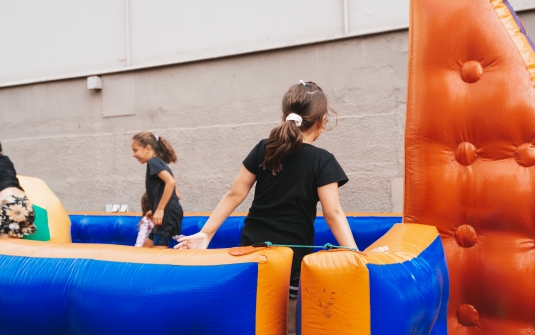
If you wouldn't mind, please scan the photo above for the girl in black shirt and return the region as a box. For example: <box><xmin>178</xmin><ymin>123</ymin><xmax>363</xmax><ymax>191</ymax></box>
<box><xmin>131</xmin><ymin>132</ymin><xmax>183</xmax><ymax>248</ymax></box>
<box><xmin>0</xmin><ymin>142</ymin><xmax>37</xmax><ymax>238</ymax></box>
<box><xmin>176</xmin><ymin>81</ymin><xmax>357</xmax><ymax>335</ymax></box>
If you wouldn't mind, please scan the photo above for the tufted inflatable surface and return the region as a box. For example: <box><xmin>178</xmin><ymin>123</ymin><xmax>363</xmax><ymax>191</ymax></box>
<box><xmin>405</xmin><ymin>0</ymin><xmax>535</xmax><ymax>333</ymax></box>
<box><xmin>0</xmin><ymin>240</ymin><xmax>292</xmax><ymax>335</ymax></box>
<box><xmin>297</xmin><ymin>224</ymin><xmax>449</xmax><ymax>335</ymax></box>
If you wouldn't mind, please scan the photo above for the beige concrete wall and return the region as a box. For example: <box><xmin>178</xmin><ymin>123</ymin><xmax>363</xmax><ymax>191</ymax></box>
<box><xmin>1</xmin><ymin>9</ymin><xmax>534</xmax><ymax>213</ymax></box>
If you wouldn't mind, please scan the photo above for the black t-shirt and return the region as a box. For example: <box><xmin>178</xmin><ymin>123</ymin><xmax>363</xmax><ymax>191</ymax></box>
<box><xmin>145</xmin><ymin>157</ymin><xmax>181</xmax><ymax>214</ymax></box>
<box><xmin>241</xmin><ymin>139</ymin><xmax>348</xmax><ymax>250</ymax></box>
<box><xmin>0</xmin><ymin>156</ymin><xmax>23</xmax><ymax>192</ymax></box>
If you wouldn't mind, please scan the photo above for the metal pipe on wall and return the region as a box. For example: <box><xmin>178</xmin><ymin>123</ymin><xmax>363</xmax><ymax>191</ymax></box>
<box><xmin>125</xmin><ymin>0</ymin><xmax>131</xmax><ymax>67</ymax></box>
<box><xmin>343</xmin><ymin>0</ymin><xmax>349</xmax><ymax>35</ymax></box>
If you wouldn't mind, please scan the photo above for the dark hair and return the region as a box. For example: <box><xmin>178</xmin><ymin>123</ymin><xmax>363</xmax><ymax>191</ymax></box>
<box><xmin>141</xmin><ymin>192</ymin><xmax>150</xmax><ymax>216</ymax></box>
<box><xmin>0</xmin><ymin>142</ymin><xmax>2</xmax><ymax>157</ymax></box>
<box><xmin>132</xmin><ymin>131</ymin><xmax>177</xmax><ymax>164</ymax></box>
<box><xmin>261</xmin><ymin>81</ymin><xmax>336</xmax><ymax>175</ymax></box>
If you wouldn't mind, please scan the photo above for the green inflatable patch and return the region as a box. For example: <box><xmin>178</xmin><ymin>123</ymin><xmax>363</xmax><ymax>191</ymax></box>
<box><xmin>24</xmin><ymin>204</ymin><xmax>50</xmax><ymax>241</ymax></box>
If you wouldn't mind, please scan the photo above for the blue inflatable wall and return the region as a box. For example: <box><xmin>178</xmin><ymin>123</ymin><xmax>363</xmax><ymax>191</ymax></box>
<box><xmin>70</xmin><ymin>214</ymin><xmax>402</xmax><ymax>250</ymax></box>
<box><xmin>0</xmin><ymin>240</ymin><xmax>292</xmax><ymax>335</ymax></box>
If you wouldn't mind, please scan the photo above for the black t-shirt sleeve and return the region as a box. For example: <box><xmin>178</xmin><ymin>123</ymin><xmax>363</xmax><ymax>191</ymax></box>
<box><xmin>0</xmin><ymin>156</ymin><xmax>23</xmax><ymax>192</ymax></box>
<box><xmin>243</xmin><ymin>139</ymin><xmax>265</xmax><ymax>174</ymax></box>
<box><xmin>147</xmin><ymin>157</ymin><xmax>168</xmax><ymax>176</ymax></box>
<box><xmin>316</xmin><ymin>154</ymin><xmax>349</xmax><ymax>188</ymax></box>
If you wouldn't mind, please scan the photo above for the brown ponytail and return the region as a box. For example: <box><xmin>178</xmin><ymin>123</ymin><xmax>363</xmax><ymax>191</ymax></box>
<box><xmin>261</xmin><ymin>81</ymin><xmax>336</xmax><ymax>175</ymax></box>
<box><xmin>262</xmin><ymin>120</ymin><xmax>302</xmax><ymax>174</ymax></box>
<box><xmin>0</xmin><ymin>142</ymin><xmax>3</xmax><ymax>157</ymax></box>
<box><xmin>132</xmin><ymin>131</ymin><xmax>177</xmax><ymax>164</ymax></box>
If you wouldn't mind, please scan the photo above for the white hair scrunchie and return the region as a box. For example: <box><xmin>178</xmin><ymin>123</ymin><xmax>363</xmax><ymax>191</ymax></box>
<box><xmin>286</xmin><ymin>113</ymin><xmax>302</xmax><ymax>127</ymax></box>
<box><xmin>154</xmin><ymin>134</ymin><xmax>160</xmax><ymax>142</ymax></box>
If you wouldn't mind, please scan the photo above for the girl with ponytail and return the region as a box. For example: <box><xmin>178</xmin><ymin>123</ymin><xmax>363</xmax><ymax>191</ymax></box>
<box><xmin>131</xmin><ymin>131</ymin><xmax>183</xmax><ymax>248</ymax></box>
<box><xmin>176</xmin><ymin>81</ymin><xmax>356</xmax><ymax>335</ymax></box>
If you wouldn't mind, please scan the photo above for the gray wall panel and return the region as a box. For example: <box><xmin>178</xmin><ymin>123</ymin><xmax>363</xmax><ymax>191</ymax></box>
<box><xmin>1</xmin><ymin>9</ymin><xmax>533</xmax><ymax>213</ymax></box>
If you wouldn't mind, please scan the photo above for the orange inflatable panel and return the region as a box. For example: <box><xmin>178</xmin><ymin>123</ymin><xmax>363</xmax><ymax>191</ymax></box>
<box><xmin>298</xmin><ymin>224</ymin><xmax>449</xmax><ymax>335</ymax></box>
<box><xmin>405</xmin><ymin>0</ymin><xmax>535</xmax><ymax>333</ymax></box>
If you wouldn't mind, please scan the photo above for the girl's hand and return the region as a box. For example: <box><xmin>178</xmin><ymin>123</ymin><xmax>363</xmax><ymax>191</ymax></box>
<box><xmin>145</xmin><ymin>210</ymin><xmax>153</xmax><ymax>220</ymax></box>
<box><xmin>152</xmin><ymin>209</ymin><xmax>164</xmax><ymax>226</ymax></box>
<box><xmin>174</xmin><ymin>232</ymin><xmax>211</xmax><ymax>249</ymax></box>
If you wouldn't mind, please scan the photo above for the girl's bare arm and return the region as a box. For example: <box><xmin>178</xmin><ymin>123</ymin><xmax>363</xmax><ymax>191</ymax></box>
<box><xmin>318</xmin><ymin>182</ymin><xmax>358</xmax><ymax>249</ymax></box>
<box><xmin>153</xmin><ymin>170</ymin><xmax>176</xmax><ymax>225</ymax></box>
<box><xmin>176</xmin><ymin>165</ymin><xmax>256</xmax><ymax>249</ymax></box>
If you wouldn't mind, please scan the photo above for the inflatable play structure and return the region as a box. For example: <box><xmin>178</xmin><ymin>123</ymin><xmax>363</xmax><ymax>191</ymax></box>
<box><xmin>298</xmin><ymin>224</ymin><xmax>449</xmax><ymax>335</ymax></box>
<box><xmin>405</xmin><ymin>0</ymin><xmax>535</xmax><ymax>334</ymax></box>
<box><xmin>69</xmin><ymin>213</ymin><xmax>402</xmax><ymax>249</ymax></box>
<box><xmin>1</xmin><ymin>0</ymin><xmax>533</xmax><ymax>333</ymax></box>
<box><xmin>17</xmin><ymin>175</ymin><xmax>71</xmax><ymax>243</ymax></box>
<box><xmin>0</xmin><ymin>240</ymin><xmax>292</xmax><ymax>335</ymax></box>
<box><xmin>0</xmin><ymin>179</ymin><xmax>449</xmax><ymax>334</ymax></box>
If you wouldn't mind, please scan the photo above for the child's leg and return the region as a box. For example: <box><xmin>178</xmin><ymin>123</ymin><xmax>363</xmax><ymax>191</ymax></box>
<box><xmin>142</xmin><ymin>238</ymin><xmax>154</xmax><ymax>248</ymax></box>
<box><xmin>151</xmin><ymin>206</ymin><xmax>181</xmax><ymax>249</ymax></box>
<box><xmin>287</xmin><ymin>249</ymin><xmax>306</xmax><ymax>335</ymax></box>
<box><xmin>142</xmin><ymin>237</ymin><xmax>166</xmax><ymax>248</ymax></box>
<box><xmin>142</xmin><ymin>229</ymin><xmax>155</xmax><ymax>248</ymax></box>
<box><xmin>151</xmin><ymin>230</ymin><xmax>172</xmax><ymax>249</ymax></box>
<box><xmin>288</xmin><ymin>272</ymin><xmax>299</xmax><ymax>335</ymax></box>
<box><xmin>288</xmin><ymin>298</ymin><xmax>297</xmax><ymax>335</ymax></box>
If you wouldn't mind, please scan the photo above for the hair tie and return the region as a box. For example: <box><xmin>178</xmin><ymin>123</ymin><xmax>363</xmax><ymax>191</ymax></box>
<box><xmin>154</xmin><ymin>134</ymin><xmax>160</xmax><ymax>142</ymax></box>
<box><xmin>299</xmin><ymin>80</ymin><xmax>306</xmax><ymax>87</ymax></box>
<box><xmin>286</xmin><ymin>113</ymin><xmax>302</xmax><ymax>127</ymax></box>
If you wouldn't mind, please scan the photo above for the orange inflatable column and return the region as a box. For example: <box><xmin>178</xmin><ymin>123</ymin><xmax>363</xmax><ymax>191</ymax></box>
<box><xmin>405</xmin><ymin>0</ymin><xmax>535</xmax><ymax>333</ymax></box>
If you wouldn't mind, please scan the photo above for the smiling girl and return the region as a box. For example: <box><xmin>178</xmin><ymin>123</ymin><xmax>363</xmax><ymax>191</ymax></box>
<box><xmin>131</xmin><ymin>132</ymin><xmax>183</xmax><ymax>248</ymax></box>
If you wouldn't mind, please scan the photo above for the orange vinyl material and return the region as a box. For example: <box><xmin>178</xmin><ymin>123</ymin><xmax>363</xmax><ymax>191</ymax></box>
<box><xmin>18</xmin><ymin>175</ymin><xmax>71</xmax><ymax>243</ymax></box>
<box><xmin>405</xmin><ymin>0</ymin><xmax>535</xmax><ymax>333</ymax></box>
<box><xmin>299</xmin><ymin>224</ymin><xmax>442</xmax><ymax>334</ymax></box>
<box><xmin>301</xmin><ymin>250</ymin><xmax>371</xmax><ymax>335</ymax></box>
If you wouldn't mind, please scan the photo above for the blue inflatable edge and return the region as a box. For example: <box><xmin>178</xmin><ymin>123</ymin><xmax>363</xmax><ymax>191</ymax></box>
<box><xmin>69</xmin><ymin>214</ymin><xmax>402</xmax><ymax>250</ymax></box>
<box><xmin>368</xmin><ymin>236</ymin><xmax>449</xmax><ymax>335</ymax></box>
<box><xmin>0</xmin><ymin>255</ymin><xmax>258</xmax><ymax>335</ymax></box>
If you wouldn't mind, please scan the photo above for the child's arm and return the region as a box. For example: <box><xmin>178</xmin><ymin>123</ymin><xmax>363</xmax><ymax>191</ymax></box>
<box><xmin>175</xmin><ymin>188</ymin><xmax>182</xmax><ymax>200</ymax></box>
<box><xmin>153</xmin><ymin>170</ymin><xmax>176</xmax><ymax>225</ymax></box>
<box><xmin>134</xmin><ymin>217</ymin><xmax>150</xmax><ymax>247</ymax></box>
<box><xmin>175</xmin><ymin>165</ymin><xmax>256</xmax><ymax>249</ymax></box>
<box><xmin>318</xmin><ymin>182</ymin><xmax>358</xmax><ymax>249</ymax></box>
